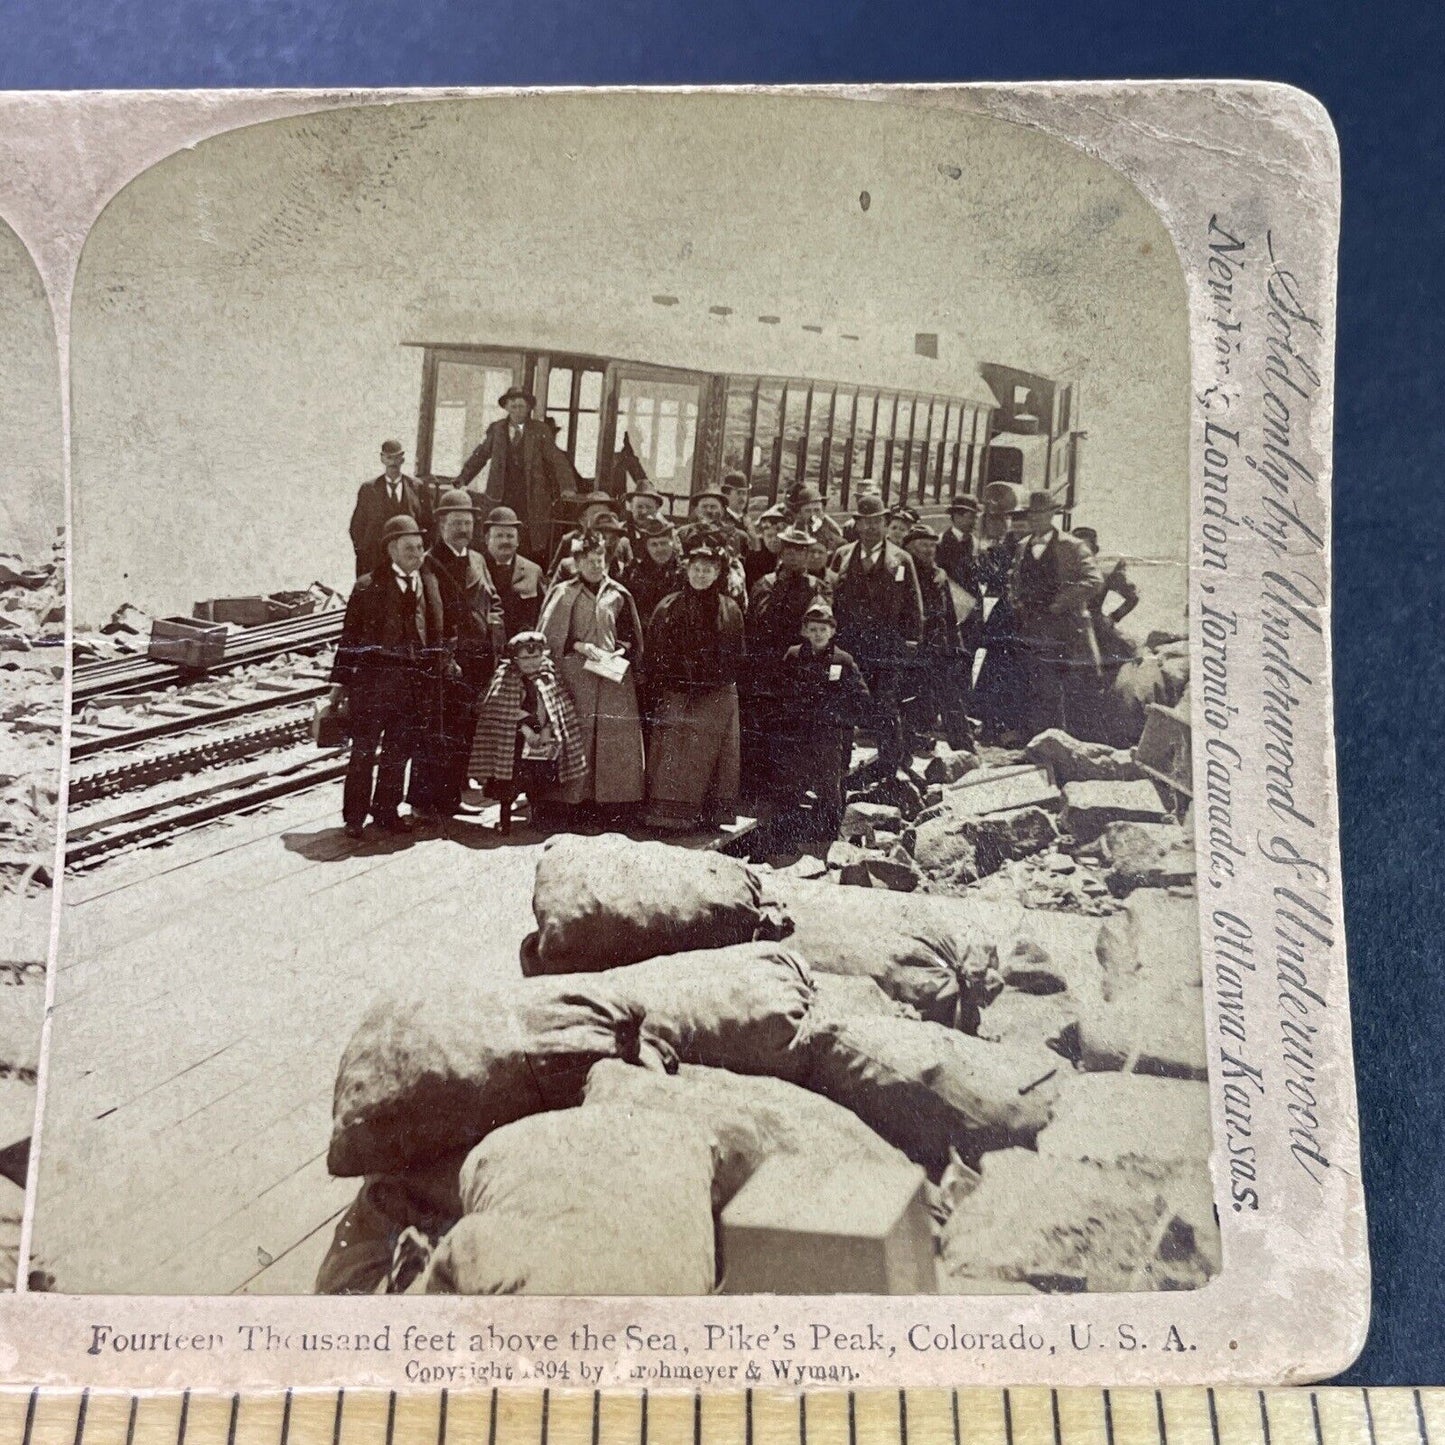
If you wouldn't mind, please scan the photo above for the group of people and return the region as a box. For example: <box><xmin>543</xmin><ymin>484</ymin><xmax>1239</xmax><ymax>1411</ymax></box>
<box><xmin>337</xmin><ymin>417</ymin><xmax>1139</xmax><ymax>843</ymax></box>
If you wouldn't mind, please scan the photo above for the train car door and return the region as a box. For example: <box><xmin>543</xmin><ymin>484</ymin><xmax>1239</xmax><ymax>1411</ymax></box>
<box><xmin>416</xmin><ymin>346</ymin><xmax>528</xmax><ymax>481</ymax></box>
<box><xmin>602</xmin><ymin>363</ymin><xmax>706</xmax><ymax>515</ymax></box>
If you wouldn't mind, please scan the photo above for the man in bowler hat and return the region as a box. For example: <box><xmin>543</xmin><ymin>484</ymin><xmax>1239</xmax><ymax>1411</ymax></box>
<box><xmin>330</xmin><ymin>514</ymin><xmax>446</xmax><ymax>839</ymax></box>
<box><xmin>348</xmin><ymin>439</ymin><xmax>432</xmax><ymax>578</ymax></box>
<box><xmin>1006</xmin><ymin>490</ymin><xmax>1103</xmax><ymax>738</ymax></box>
<box><xmin>826</xmin><ymin>492</ymin><xmax>924</xmax><ymax>777</ymax></box>
<box><xmin>410</xmin><ymin>490</ymin><xmax>506</xmax><ymax>820</ymax></box>
<box><xmin>454</xmin><ymin>386</ymin><xmax>579</xmax><ymax>562</ymax></box>
<box><xmin>481</xmin><ymin>506</ymin><xmax>547</xmax><ymax>640</ymax></box>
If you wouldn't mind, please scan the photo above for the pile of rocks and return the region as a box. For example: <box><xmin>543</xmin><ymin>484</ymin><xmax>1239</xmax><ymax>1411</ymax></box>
<box><xmin>750</xmin><ymin>711</ymin><xmax>1212</xmax><ymax>1295</ymax></box>
<box><xmin>0</xmin><ymin>532</ymin><xmax>65</xmax><ymax>1290</ymax></box>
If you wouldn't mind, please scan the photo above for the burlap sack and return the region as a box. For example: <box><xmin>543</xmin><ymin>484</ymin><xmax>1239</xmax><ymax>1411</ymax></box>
<box><xmin>525</xmin><ymin>833</ymin><xmax>788</xmax><ymax>973</ymax></box>
<box><xmin>583</xmin><ymin>1060</ymin><xmax>907</xmax><ymax>1207</ymax></box>
<box><xmin>423</xmin><ymin>1106</ymin><xmax>716</xmax><ymax>1295</ymax></box>
<box><xmin>806</xmin><ymin>1014</ymin><xmax>1061</xmax><ymax>1168</ymax></box>
<box><xmin>329</xmin><ymin>944</ymin><xmax>816</xmax><ymax>1177</ymax></box>
<box><xmin>770</xmin><ymin>878</ymin><xmax>1001</xmax><ymax>1030</ymax></box>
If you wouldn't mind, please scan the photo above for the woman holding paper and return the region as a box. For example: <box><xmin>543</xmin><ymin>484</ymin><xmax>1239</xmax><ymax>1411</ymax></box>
<box><xmin>538</xmin><ymin>531</ymin><xmax>646</xmax><ymax>814</ymax></box>
<box><xmin>643</xmin><ymin>534</ymin><xmax>746</xmax><ymax>831</ymax></box>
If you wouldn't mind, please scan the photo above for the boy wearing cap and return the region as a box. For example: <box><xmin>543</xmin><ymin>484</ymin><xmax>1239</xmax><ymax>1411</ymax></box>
<box><xmin>469</xmin><ymin>631</ymin><xmax>588</xmax><ymax>834</ymax></box>
<box><xmin>454</xmin><ymin>386</ymin><xmax>579</xmax><ymax>562</ymax></box>
<box><xmin>348</xmin><ymin>438</ymin><xmax>433</xmax><ymax>578</ymax></box>
<box><xmin>330</xmin><ymin>514</ymin><xmax>446</xmax><ymax>839</ymax></box>
<box><xmin>771</xmin><ymin>598</ymin><xmax>871</xmax><ymax>840</ymax></box>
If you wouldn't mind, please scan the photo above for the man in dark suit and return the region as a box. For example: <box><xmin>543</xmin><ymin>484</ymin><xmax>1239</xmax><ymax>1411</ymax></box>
<box><xmin>480</xmin><ymin>505</ymin><xmax>548</xmax><ymax>640</ymax></box>
<box><xmin>454</xmin><ymin>386</ymin><xmax>579</xmax><ymax>562</ymax></box>
<box><xmin>934</xmin><ymin>493</ymin><xmax>987</xmax><ymax>667</ymax></box>
<box><xmin>1007</xmin><ymin>491</ymin><xmax>1104</xmax><ymax>739</ymax></box>
<box><xmin>330</xmin><ymin>514</ymin><xmax>446</xmax><ymax>839</ymax></box>
<box><xmin>825</xmin><ymin>493</ymin><xmax>925</xmax><ymax>777</ymax></box>
<box><xmin>348</xmin><ymin>439</ymin><xmax>433</xmax><ymax>578</ymax></box>
<box><xmin>409</xmin><ymin>489</ymin><xmax>506</xmax><ymax>821</ymax></box>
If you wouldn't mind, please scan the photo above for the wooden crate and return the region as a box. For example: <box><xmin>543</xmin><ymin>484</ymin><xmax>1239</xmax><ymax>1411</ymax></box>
<box><xmin>147</xmin><ymin>616</ymin><xmax>227</xmax><ymax>670</ymax></box>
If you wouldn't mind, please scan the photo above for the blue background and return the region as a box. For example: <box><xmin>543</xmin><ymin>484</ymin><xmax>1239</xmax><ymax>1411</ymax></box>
<box><xmin>1</xmin><ymin>0</ymin><xmax>1441</xmax><ymax>1385</ymax></box>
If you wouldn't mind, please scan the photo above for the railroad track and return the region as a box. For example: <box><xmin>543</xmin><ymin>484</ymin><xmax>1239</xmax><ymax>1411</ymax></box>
<box><xmin>64</xmin><ymin>748</ymin><xmax>349</xmax><ymax>870</ymax></box>
<box><xmin>72</xmin><ymin>609</ymin><xmax>344</xmax><ymax>706</ymax></box>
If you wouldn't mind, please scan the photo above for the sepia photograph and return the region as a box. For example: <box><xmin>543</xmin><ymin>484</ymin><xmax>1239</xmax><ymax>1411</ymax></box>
<box><xmin>29</xmin><ymin>90</ymin><xmax>1214</xmax><ymax>1302</ymax></box>
<box><xmin>0</xmin><ymin>212</ymin><xmax>63</xmax><ymax>1293</ymax></box>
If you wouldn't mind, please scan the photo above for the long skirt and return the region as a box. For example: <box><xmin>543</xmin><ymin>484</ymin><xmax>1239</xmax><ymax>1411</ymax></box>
<box><xmin>644</xmin><ymin>684</ymin><xmax>741</xmax><ymax>829</ymax></box>
<box><xmin>555</xmin><ymin>653</ymin><xmax>645</xmax><ymax>805</ymax></box>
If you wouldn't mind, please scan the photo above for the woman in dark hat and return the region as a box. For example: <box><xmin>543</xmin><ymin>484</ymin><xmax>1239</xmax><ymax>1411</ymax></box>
<box><xmin>643</xmin><ymin>535</ymin><xmax>746</xmax><ymax>831</ymax></box>
<box><xmin>538</xmin><ymin>529</ymin><xmax>646</xmax><ymax>817</ymax></box>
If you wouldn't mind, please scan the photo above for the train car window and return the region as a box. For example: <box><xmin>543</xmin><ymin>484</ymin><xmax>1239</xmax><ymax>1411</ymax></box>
<box><xmin>615</xmin><ymin>373</ymin><xmax>701</xmax><ymax>503</ymax></box>
<box><xmin>429</xmin><ymin>354</ymin><xmax>523</xmax><ymax>478</ymax></box>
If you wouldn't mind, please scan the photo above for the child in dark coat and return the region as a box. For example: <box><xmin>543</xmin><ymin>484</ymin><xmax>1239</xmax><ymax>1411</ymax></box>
<box><xmin>771</xmin><ymin>598</ymin><xmax>872</xmax><ymax>841</ymax></box>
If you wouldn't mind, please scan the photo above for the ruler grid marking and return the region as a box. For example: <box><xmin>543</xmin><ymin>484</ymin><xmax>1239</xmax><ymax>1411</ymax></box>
<box><xmin>178</xmin><ymin>1388</ymin><xmax>191</xmax><ymax>1445</ymax></box>
<box><xmin>541</xmin><ymin>1388</ymin><xmax>550</xmax><ymax>1445</ymax></box>
<box><xmin>1004</xmin><ymin>1389</ymin><xmax>1016</xmax><ymax>1445</ymax></box>
<box><xmin>279</xmin><ymin>1390</ymin><xmax>293</xmax><ymax>1445</ymax></box>
<box><xmin>899</xmin><ymin>1390</ymin><xmax>908</xmax><ymax>1445</ymax></box>
<box><xmin>385</xmin><ymin>1391</ymin><xmax>396</xmax><ymax>1445</ymax></box>
<box><xmin>1366</xmin><ymin>1391</ymin><xmax>1380</xmax><ymax>1445</ymax></box>
<box><xmin>1208</xmin><ymin>1389</ymin><xmax>1222</xmax><ymax>1445</ymax></box>
<box><xmin>799</xmin><ymin>1395</ymin><xmax>807</xmax><ymax>1445</ymax></box>
<box><xmin>592</xmin><ymin>1390</ymin><xmax>601</xmax><ymax>1445</ymax></box>
<box><xmin>226</xmin><ymin>1395</ymin><xmax>239</xmax><ymax>1445</ymax></box>
<box><xmin>438</xmin><ymin>1390</ymin><xmax>448</xmax><ymax>1445</ymax></box>
<box><xmin>1258</xmin><ymin>1391</ymin><xmax>1271</xmax><ymax>1445</ymax></box>
<box><xmin>20</xmin><ymin>1388</ymin><xmax>37</xmax><ymax>1445</ymax></box>
<box><xmin>72</xmin><ymin>1390</ymin><xmax>89</xmax><ymax>1445</ymax></box>
<box><xmin>951</xmin><ymin>1390</ymin><xmax>961</xmax><ymax>1445</ymax></box>
<box><xmin>332</xmin><ymin>1390</ymin><xmax>345</xmax><ymax>1445</ymax></box>
<box><xmin>1416</xmin><ymin>1392</ymin><xmax>1431</xmax><ymax>1445</ymax></box>
<box><xmin>1104</xmin><ymin>1389</ymin><xmax>1117</xmax><ymax>1445</ymax></box>
<box><xmin>746</xmin><ymin>1389</ymin><xmax>753</xmax><ymax>1445</ymax></box>
<box><xmin>1155</xmin><ymin>1390</ymin><xmax>1167</xmax><ymax>1445</ymax></box>
<box><xmin>1311</xmin><ymin>1392</ymin><xmax>1324</xmax><ymax>1445</ymax></box>
<box><xmin>487</xmin><ymin>1390</ymin><xmax>497</xmax><ymax>1445</ymax></box>
<box><xmin>848</xmin><ymin>1393</ymin><xmax>857</xmax><ymax>1445</ymax></box>
<box><xmin>693</xmin><ymin>1392</ymin><xmax>701</xmax><ymax>1445</ymax></box>
<box><xmin>640</xmin><ymin>1392</ymin><xmax>648</xmax><ymax>1445</ymax></box>
<box><xmin>124</xmin><ymin>1396</ymin><xmax>138</xmax><ymax>1445</ymax></box>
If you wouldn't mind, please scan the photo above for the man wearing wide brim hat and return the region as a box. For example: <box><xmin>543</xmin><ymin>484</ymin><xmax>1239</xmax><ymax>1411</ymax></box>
<box><xmin>825</xmin><ymin>489</ymin><xmax>925</xmax><ymax>777</ymax></box>
<box><xmin>348</xmin><ymin>437</ymin><xmax>433</xmax><ymax>579</ymax></box>
<box><xmin>408</xmin><ymin>489</ymin><xmax>507</xmax><ymax>821</ymax></box>
<box><xmin>330</xmin><ymin>513</ymin><xmax>446</xmax><ymax>839</ymax></box>
<box><xmin>1004</xmin><ymin>487</ymin><xmax>1104</xmax><ymax>739</ymax></box>
<box><xmin>621</xmin><ymin>478</ymin><xmax>666</xmax><ymax>550</ymax></box>
<box><xmin>454</xmin><ymin>384</ymin><xmax>579</xmax><ymax>562</ymax></box>
<box><xmin>786</xmin><ymin>480</ymin><xmax>846</xmax><ymax>556</ymax></box>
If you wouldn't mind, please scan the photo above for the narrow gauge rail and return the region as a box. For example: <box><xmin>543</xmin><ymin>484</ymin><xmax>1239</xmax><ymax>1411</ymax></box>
<box><xmin>64</xmin><ymin>749</ymin><xmax>350</xmax><ymax>870</ymax></box>
<box><xmin>71</xmin><ymin>609</ymin><xmax>344</xmax><ymax>706</ymax></box>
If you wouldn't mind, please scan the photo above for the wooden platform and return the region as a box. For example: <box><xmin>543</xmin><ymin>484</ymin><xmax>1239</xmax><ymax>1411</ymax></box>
<box><xmin>30</xmin><ymin>784</ymin><xmax>750</xmax><ymax>1296</ymax></box>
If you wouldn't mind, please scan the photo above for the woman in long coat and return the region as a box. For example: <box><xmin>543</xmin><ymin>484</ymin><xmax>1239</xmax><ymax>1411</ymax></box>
<box><xmin>644</xmin><ymin>535</ymin><xmax>746</xmax><ymax>831</ymax></box>
<box><xmin>538</xmin><ymin>530</ymin><xmax>646</xmax><ymax>811</ymax></box>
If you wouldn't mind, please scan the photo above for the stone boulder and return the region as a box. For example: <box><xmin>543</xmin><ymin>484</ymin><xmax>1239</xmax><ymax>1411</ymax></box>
<box><xmin>1097</xmin><ymin>821</ymin><xmax>1196</xmax><ymax>895</ymax></box>
<box><xmin>1062</xmin><ymin>780</ymin><xmax>1172</xmax><ymax>844</ymax></box>
<box><xmin>1025</xmin><ymin>729</ymin><xmax>1143</xmax><ymax>784</ymax></box>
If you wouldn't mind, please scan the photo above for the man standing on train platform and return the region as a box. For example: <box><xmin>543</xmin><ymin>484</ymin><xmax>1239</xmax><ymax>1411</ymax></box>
<box><xmin>481</xmin><ymin>505</ymin><xmax>547</xmax><ymax>641</ymax></box>
<box><xmin>721</xmin><ymin>472</ymin><xmax>759</xmax><ymax>552</ymax></box>
<box><xmin>935</xmin><ymin>493</ymin><xmax>988</xmax><ymax>663</ymax></box>
<box><xmin>330</xmin><ymin>514</ymin><xmax>446</xmax><ymax>840</ymax></box>
<box><xmin>454</xmin><ymin>385</ymin><xmax>579</xmax><ymax>562</ymax></box>
<box><xmin>348</xmin><ymin>439</ymin><xmax>432</xmax><ymax>578</ymax></box>
<box><xmin>621</xmin><ymin>480</ymin><xmax>666</xmax><ymax>550</ymax></box>
<box><xmin>902</xmin><ymin>522</ymin><xmax>975</xmax><ymax>752</ymax></box>
<box><xmin>409</xmin><ymin>489</ymin><xmax>506</xmax><ymax>822</ymax></box>
<box><xmin>826</xmin><ymin>493</ymin><xmax>924</xmax><ymax>778</ymax></box>
<box><xmin>745</xmin><ymin>504</ymin><xmax>789</xmax><ymax>591</ymax></box>
<box><xmin>1007</xmin><ymin>490</ymin><xmax>1103</xmax><ymax>739</ymax></box>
